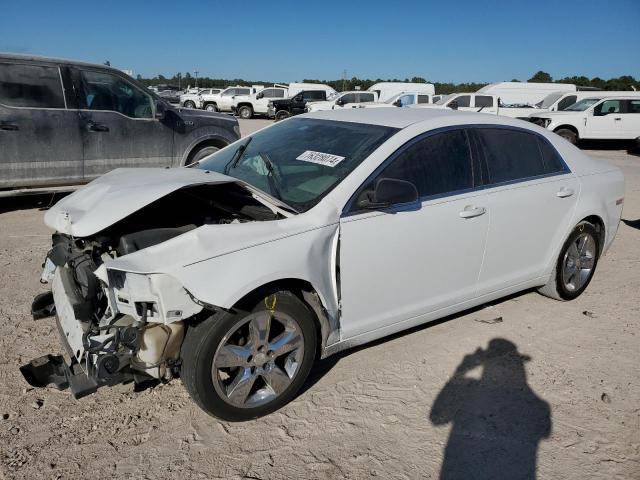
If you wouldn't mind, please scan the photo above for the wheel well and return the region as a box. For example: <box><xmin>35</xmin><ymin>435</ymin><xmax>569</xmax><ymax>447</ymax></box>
<box><xmin>579</xmin><ymin>215</ymin><xmax>605</xmax><ymax>254</ymax></box>
<box><xmin>232</xmin><ymin>279</ymin><xmax>328</xmax><ymax>360</ymax></box>
<box><xmin>185</xmin><ymin>138</ymin><xmax>229</xmax><ymax>164</ymax></box>
<box><xmin>236</xmin><ymin>103</ymin><xmax>252</xmax><ymax>110</ymax></box>
<box><xmin>203</xmin><ymin>101</ymin><xmax>217</xmax><ymax>106</ymax></box>
<box><xmin>554</xmin><ymin>125</ymin><xmax>579</xmax><ymax>136</ymax></box>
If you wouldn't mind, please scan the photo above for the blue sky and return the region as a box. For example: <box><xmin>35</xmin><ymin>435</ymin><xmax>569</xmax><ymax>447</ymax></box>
<box><xmin>1</xmin><ymin>0</ymin><xmax>638</xmax><ymax>83</ymax></box>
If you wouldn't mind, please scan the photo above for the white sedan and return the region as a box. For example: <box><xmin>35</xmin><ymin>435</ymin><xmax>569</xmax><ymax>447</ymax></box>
<box><xmin>22</xmin><ymin>109</ymin><xmax>624</xmax><ymax>421</ymax></box>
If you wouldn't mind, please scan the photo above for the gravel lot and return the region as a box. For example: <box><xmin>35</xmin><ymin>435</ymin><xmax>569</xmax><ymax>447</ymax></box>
<box><xmin>1</xmin><ymin>120</ymin><xmax>639</xmax><ymax>479</ymax></box>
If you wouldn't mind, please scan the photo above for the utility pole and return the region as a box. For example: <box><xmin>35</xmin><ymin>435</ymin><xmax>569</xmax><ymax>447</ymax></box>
<box><xmin>178</xmin><ymin>73</ymin><xmax>181</xmax><ymax>90</ymax></box>
<box><xmin>342</xmin><ymin>70</ymin><xmax>347</xmax><ymax>92</ymax></box>
<box><xmin>194</xmin><ymin>71</ymin><xmax>199</xmax><ymax>88</ymax></box>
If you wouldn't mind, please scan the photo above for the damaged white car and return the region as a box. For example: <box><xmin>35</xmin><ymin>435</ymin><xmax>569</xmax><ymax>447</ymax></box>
<box><xmin>21</xmin><ymin>109</ymin><xmax>624</xmax><ymax>421</ymax></box>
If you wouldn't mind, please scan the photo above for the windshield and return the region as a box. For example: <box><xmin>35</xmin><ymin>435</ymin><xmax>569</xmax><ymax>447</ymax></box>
<box><xmin>537</xmin><ymin>92</ymin><xmax>564</xmax><ymax>109</ymax></box>
<box><xmin>197</xmin><ymin>118</ymin><xmax>398</xmax><ymax>212</ymax></box>
<box><xmin>435</xmin><ymin>94</ymin><xmax>453</xmax><ymax>105</ymax></box>
<box><xmin>565</xmin><ymin>98</ymin><xmax>601</xmax><ymax>111</ymax></box>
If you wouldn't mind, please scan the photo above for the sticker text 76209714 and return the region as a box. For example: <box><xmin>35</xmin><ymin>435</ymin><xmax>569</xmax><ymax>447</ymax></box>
<box><xmin>296</xmin><ymin>150</ymin><xmax>345</xmax><ymax>167</ymax></box>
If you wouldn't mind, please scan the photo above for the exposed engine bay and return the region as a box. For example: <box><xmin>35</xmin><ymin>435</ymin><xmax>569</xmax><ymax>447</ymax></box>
<box><xmin>21</xmin><ymin>183</ymin><xmax>284</xmax><ymax>398</ymax></box>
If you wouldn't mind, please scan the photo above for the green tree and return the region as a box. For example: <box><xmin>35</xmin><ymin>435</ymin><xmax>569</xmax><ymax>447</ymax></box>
<box><xmin>528</xmin><ymin>71</ymin><xmax>552</xmax><ymax>83</ymax></box>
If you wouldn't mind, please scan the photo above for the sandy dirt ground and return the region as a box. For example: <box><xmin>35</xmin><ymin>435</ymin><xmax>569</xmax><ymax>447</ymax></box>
<box><xmin>1</xmin><ymin>121</ymin><xmax>639</xmax><ymax>479</ymax></box>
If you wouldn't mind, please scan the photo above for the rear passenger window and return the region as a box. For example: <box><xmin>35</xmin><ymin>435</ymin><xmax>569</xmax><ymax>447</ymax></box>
<box><xmin>0</xmin><ymin>63</ymin><xmax>65</xmax><ymax>108</ymax></box>
<box><xmin>379</xmin><ymin>129</ymin><xmax>474</xmax><ymax>197</ymax></box>
<box><xmin>538</xmin><ymin>138</ymin><xmax>567</xmax><ymax>174</ymax></box>
<box><xmin>475</xmin><ymin>96</ymin><xmax>493</xmax><ymax>108</ymax></box>
<box><xmin>358</xmin><ymin>93</ymin><xmax>375</xmax><ymax>103</ymax></box>
<box><xmin>417</xmin><ymin>95</ymin><xmax>430</xmax><ymax>104</ymax></box>
<box><xmin>475</xmin><ymin>129</ymin><xmax>547</xmax><ymax>183</ymax></box>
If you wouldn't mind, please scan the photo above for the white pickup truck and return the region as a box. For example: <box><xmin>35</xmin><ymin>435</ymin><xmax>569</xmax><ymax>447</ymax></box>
<box><xmin>352</xmin><ymin>92</ymin><xmax>441</xmax><ymax>110</ymax></box>
<box><xmin>412</xmin><ymin>93</ymin><xmax>537</xmax><ymax>119</ymax></box>
<box><xmin>200</xmin><ymin>86</ymin><xmax>264</xmax><ymax>112</ymax></box>
<box><xmin>179</xmin><ymin>88</ymin><xmax>222</xmax><ymax>109</ymax></box>
<box><xmin>528</xmin><ymin>95</ymin><xmax>640</xmax><ymax>144</ymax></box>
<box><xmin>305</xmin><ymin>91</ymin><xmax>378</xmax><ymax>112</ymax></box>
<box><xmin>231</xmin><ymin>86</ymin><xmax>289</xmax><ymax>118</ymax></box>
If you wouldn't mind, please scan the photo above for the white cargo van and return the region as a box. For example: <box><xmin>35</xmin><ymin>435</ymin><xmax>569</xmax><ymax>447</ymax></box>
<box><xmin>287</xmin><ymin>83</ymin><xmax>336</xmax><ymax>98</ymax></box>
<box><xmin>477</xmin><ymin>82</ymin><xmax>577</xmax><ymax>106</ymax></box>
<box><xmin>367</xmin><ymin>82</ymin><xmax>435</xmax><ymax>102</ymax></box>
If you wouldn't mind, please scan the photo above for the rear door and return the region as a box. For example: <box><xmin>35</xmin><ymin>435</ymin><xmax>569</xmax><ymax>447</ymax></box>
<box><xmin>0</xmin><ymin>60</ymin><xmax>83</xmax><ymax>188</ymax></box>
<box><xmin>471</xmin><ymin>127</ymin><xmax>579</xmax><ymax>295</ymax></box>
<box><xmin>619</xmin><ymin>99</ymin><xmax>640</xmax><ymax>139</ymax></box>
<box><xmin>73</xmin><ymin>67</ymin><xmax>174</xmax><ymax>179</ymax></box>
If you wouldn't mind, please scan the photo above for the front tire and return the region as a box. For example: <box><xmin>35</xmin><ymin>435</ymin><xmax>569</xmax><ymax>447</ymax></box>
<box><xmin>183</xmin><ymin>100</ymin><xmax>196</xmax><ymax>109</ymax></box>
<box><xmin>538</xmin><ymin>222</ymin><xmax>600</xmax><ymax>301</ymax></box>
<box><xmin>180</xmin><ymin>291</ymin><xmax>317</xmax><ymax>421</ymax></box>
<box><xmin>237</xmin><ymin>105</ymin><xmax>253</xmax><ymax>119</ymax></box>
<box><xmin>555</xmin><ymin>128</ymin><xmax>578</xmax><ymax>145</ymax></box>
<box><xmin>275</xmin><ymin>110</ymin><xmax>290</xmax><ymax>121</ymax></box>
<box><xmin>186</xmin><ymin>144</ymin><xmax>221</xmax><ymax>165</ymax></box>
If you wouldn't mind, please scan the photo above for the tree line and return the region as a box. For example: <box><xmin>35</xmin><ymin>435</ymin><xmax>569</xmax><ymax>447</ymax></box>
<box><xmin>134</xmin><ymin>71</ymin><xmax>638</xmax><ymax>93</ymax></box>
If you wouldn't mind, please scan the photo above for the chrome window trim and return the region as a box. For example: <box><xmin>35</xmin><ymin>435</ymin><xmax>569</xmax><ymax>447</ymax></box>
<box><xmin>342</xmin><ymin>124</ymin><xmax>572</xmax><ymax>217</ymax></box>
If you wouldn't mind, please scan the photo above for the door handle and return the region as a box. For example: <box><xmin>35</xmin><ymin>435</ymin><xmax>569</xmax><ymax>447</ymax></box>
<box><xmin>459</xmin><ymin>206</ymin><xmax>486</xmax><ymax>219</ymax></box>
<box><xmin>0</xmin><ymin>123</ymin><xmax>18</xmax><ymax>131</ymax></box>
<box><xmin>556</xmin><ymin>187</ymin><xmax>575</xmax><ymax>198</ymax></box>
<box><xmin>613</xmin><ymin>117</ymin><xmax>622</xmax><ymax>121</ymax></box>
<box><xmin>87</xmin><ymin>122</ymin><xmax>109</xmax><ymax>132</ymax></box>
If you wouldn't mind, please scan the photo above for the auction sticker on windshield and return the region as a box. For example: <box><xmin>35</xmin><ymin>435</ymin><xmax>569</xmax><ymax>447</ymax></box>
<box><xmin>296</xmin><ymin>150</ymin><xmax>345</xmax><ymax>167</ymax></box>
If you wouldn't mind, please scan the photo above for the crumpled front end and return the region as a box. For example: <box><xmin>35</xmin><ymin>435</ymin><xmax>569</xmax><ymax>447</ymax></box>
<box><xmin>21</xmin><ymin>233</ymin><xmax>203</xmax><ymax>398</ymax></box>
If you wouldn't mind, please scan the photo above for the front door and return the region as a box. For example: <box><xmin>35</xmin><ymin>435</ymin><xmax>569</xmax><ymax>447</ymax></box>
<box><xmin>619</xmin><ymin>99</ymin><xmax>640</xmax><ymax>139</ymax></box>
<box><xmin>339</xmin><ymin>128</ymin><xmax>489</xmax><ymax>339</ymax></box>
<box><xmin>0</xmin><ymin>61</ymin><xmax>83</xmax><ymax>188</ymax></box>
<box><xmin>73</xmin><ymin>67</ymin><xmax>174</xmax><ymax>179</ymax></box>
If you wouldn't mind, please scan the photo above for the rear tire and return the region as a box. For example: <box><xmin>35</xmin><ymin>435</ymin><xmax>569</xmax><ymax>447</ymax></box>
<box><xmin>180</xmin><ymin>291</ymin><xmax>317</xmax><ymax>421</ymax></box>
<box><xmin>538</xmin><ymin>222</ymin><xmax>600</xmax><ymax>301</ymax></box>
<box><xmin>238</xmin><ymin>106</ymin><xmax>253</xmax><ymax>119</ymax></box>
<box><xmin>275</xmin><ymin>110</ymin><xmax>290</xmax><ymax>121</ymax></box>
<box><xmin>204</xmin><ymin>103</ymin><xmax>218</xmax><ymax>112</ymax></box>
<box><xmin>555</xmin><ymin>128</ymin><xmax>578</xmax><ymax>145</ymax></box>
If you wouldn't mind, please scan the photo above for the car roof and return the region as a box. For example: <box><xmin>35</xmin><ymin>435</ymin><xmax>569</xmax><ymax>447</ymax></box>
<box><xmin>301</xmin><ymin>107</ymin><xmax>479</xmax><ymax>128</ymax></box>
<box><xmin>0</xmin><ymin>52</ymin><xmax>126</xmax><ymax>73</ymax></box>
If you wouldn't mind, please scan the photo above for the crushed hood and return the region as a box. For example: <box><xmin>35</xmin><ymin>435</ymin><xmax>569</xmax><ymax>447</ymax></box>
<box><xmin>44</xmin><ymin>168</ymin><xmax>240</xmax><ymax>237</ymax></box>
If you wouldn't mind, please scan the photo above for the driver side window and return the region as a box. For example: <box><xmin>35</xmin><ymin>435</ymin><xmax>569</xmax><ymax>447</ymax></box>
<box><xmin>80</xmin><ymin>70</ymin><xmax>153</xmax><ymax>118</ymax></box>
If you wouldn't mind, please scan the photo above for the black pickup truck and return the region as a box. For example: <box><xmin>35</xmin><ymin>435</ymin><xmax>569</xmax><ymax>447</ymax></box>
<box><xmin>0</xmin><ymin>53</ymin><xmax>240</xmax><ymax>194</ymax></box>
<box><xmin>267</xmin><ymin>90</ymin><xmax>328</xmax><ymax>121</ymax></box>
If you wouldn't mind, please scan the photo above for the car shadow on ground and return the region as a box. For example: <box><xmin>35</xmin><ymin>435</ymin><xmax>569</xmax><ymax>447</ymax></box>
<box><xmin>296</xmin><ymin>290</ymin><xmax>531</xmax><ymax>397</ymax></box>
<box><xmin>0</xmin><ymin>192</ymin><xmax>70</xmax><ymax>214</ymax></box>
<box><xmin>622</xmin><ymin>218</ymin><xmax>640</xmax><ymax>230</ymax></box>
<box><xmin>579</xmin><ymin>139</ymin><xmax>639</xmax><ymax>155</ymax></box>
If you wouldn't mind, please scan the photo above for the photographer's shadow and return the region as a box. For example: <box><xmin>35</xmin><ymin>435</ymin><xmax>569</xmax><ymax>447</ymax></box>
<box><xmin>430</xmin><ymin>338</ymin><xmax>551</xmax><ymax>480</ymax></box>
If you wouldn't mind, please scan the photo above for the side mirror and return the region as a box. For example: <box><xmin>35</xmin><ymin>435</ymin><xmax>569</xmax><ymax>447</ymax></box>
<box><xmin>256</xmin><ymin>92</ymin><xmax>264</xmax><ymax>99</ymax></box>
<box><xmin>393</xmin><ymin>99</ymin><xmax>402</xmax><ymax>107</ymax></box>
<box><xmin>295</xmin><ymin>94</ymin><xmax>303</xmax><ymax>102</ymax></box>
<box><xmin>336</xmin><ymin>99</ymin><xmax>345</xmax><ymax>106</ymax></box>
<box><xmin>357</xmin><ymin>178</ymin><xmax>419</xmax><ymax>209</ymax></box>
<box><xmin>448</xmin><ymin>101</ymin><xmax>459</xmax><ymax>110</ymax></box>
<box><xmin>155</xmin><ymin>100</ymin><xmax>167</xmax><ymax>119</ymax></box>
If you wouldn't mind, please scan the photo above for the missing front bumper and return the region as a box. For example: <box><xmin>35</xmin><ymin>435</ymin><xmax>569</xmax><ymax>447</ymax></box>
<box><xmin>20</xmin><ymin>354</ymin><xmax>99</xmax><ymax>399</ymax></box>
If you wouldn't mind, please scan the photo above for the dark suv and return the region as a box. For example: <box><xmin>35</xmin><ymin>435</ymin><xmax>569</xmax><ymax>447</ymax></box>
<box><xmin>267</xmin><ymin>90</ymin><xmax>328</xmax><ymax>121</ymax></box>
<box><xmin>0</xmin><ymin>54</ymin><xmax>240</xmax><ymax>193</ymax></box>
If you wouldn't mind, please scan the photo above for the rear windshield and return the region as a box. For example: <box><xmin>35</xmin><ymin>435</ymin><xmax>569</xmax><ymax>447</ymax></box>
<box><xmin>197</xmin><ymin>118</ymin><xmax>398</xmax><ymax>212</ymax></box>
